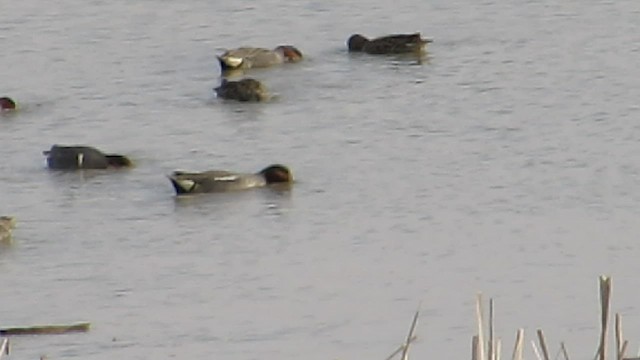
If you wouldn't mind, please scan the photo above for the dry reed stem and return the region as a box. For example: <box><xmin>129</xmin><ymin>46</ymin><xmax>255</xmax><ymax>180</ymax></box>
<box><xmin>511</xmin><ymin>329</ymin><xmax>524</xmax><ymax>360</ymax></box>
<box><xmin>400</xmin><ymin>309</ymin><xmax>420</xmax><ymax>360</ymax></box>
<box><xmin>489</xmin><ymin>298</ymin><xmax>495</xmax><ymax>360</ymax></box>
<box><xmin>615</xmin><ymin>313</ymin><xmax>625</xmax><ymax>360</ymax></box>
<box><xmin>598</xmin><ymin>276</ymin><xmax>611</xmax><ymax>360</ymax></box>
<box><xmin>560</xmin><ymin>342</ymin><xmax>570</xmax><ymax>360</ymax></box>
<box><xmin>476</xmin><ymin>293</ymin><xmax>486</xmax><ymax>360</ymax></box>
<box><xmin>536</xmin><ymin>329</ymin><xmax>550</xmax><ymax>360</ymax></box>
<box><xmin>619</xmin><ymin>341</ymin><xmax>628</xmax><ymax>360</ymax></box>
<box><xmin>0</xmin><ymin>338</ymin><xmax>8</xmax><ymax>359</ymax></box>
<box><xmin>384</xmin><ymin>335</ymin><xmax>417</xmax><ymax>360</ymax></box>
<box><xmin>472</xmin><ymin>335</ymin><xmax>480</xmax><ymax>360</ymax></box>
<box><xmin>531</xmin><ymin>340</ymin><xmax>543</xmax><ymax>360</ymax></box>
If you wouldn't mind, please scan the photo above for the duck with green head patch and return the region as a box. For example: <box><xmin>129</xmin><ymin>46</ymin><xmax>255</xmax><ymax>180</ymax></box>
<box><xmin>43</xmin><ymin>145</ymin><xmax>132</xmax><ymax>170</ymax></box>
<box><xmin>169</xmin><ymin>164</ymin><xmax>293</xmax><ymax>194</ymax></box>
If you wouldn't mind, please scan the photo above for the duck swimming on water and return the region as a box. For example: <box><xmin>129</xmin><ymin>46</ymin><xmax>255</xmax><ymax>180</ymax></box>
<box><xmin>347</xmin><ymin>33</ymin><xmax>432</xmax><ymax>54</ymax></box>
<box><xmin>43</xmin><ymin>145</ymin><xmax>132</xmax><ymax>170</ymax></box>
<box><xmin>217</xmin><ymin>45</ymin><xmax>303</xmax><ymax>72</ymax></box>
<box><xmin>168</xmin><ymin>164</ymin><xmax>293</xmax><ymax>194</ymax></box>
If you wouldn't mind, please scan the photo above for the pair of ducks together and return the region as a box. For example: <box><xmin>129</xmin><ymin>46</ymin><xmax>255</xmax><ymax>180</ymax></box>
<box><xmin>5</xmin><ymin>106</ymin><xmax>290</xmax><ymax>195</ymax></box>
<box><xmin>43</xmin><ymin>145</ymin><xmax>293</xmax><ymax>194</ymax></box>
<box><xmin>214</xmin><ymin>32</ymin><xmax>432</xmax><ymax>102</ymax></box>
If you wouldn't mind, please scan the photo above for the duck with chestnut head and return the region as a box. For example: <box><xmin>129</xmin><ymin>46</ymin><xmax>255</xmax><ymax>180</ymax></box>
<box><xmin>169</xmin><ymin>164</ymin><xmax>293</xmax><ymax>194</ymax></box>
<box><xmin>217</xmin><ymin>45</ymin><xmax>303</xmax><ymax>72</ymax></box>
<box><xmin>0</xmin><ymin>97</ymin><xmax>17</xmax><ymax>111</ymax></box>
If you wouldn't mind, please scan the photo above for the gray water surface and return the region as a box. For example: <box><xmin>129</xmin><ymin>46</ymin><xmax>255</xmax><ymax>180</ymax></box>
<box><xmin>2</xmin><ymin>0</ymin><xmax>640</xmax><ymax>359</ymax></box>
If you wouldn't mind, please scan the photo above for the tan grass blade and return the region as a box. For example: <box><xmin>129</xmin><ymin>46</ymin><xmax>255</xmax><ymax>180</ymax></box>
<box><xmin>511</xmin><ymin>329</ymin><xmax>524</xmax><ymax>360</ymax></box>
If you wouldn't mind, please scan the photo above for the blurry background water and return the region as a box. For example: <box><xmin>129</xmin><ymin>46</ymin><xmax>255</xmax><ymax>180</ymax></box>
<box><xmin>2</xmin><ymin>0</ymin><xmax>640</xmax><ymax>359</ymax></box>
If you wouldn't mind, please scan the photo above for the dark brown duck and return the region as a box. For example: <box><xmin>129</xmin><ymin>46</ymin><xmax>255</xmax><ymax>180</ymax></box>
<box><xmin>347</xmin><ymin>33</ymin><xmax>432</xmax><ymax>54</ymax></box>
<box><xmin>43</xmin><ymin>145</ymin><xmax>132</xmax><ymax>170</ymax></box>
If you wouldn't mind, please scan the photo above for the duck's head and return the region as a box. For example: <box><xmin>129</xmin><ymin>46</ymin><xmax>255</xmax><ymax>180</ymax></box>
<box><xmin>347</xmin><ymin>34</ymin><xmax>369</xmax><ymax>51</ymax></box>
<box><xmin>275</xmin><ymin>45</ymin><xmax>303</xmax><ymax>63</ymax></box>
<box><xmin>106</xmin><ymin>155</ymin><xmax>133</xmax><ymax>168</ymax></box>
<box><xmin>259</xmin><ymin>164</ymin><xmax>294</xmax><ymax>184</ymax></box>
<box><xmin>0</xmin><ymin>97</ymin><xmax>16</xmax><ymax>110</ymax></box>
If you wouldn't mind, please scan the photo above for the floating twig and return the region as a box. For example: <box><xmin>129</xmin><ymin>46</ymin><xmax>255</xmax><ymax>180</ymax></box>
<box><xmin>0</xmin><ymin>322</ymin><xmax>90</xmax><ymax>336</ymax></box>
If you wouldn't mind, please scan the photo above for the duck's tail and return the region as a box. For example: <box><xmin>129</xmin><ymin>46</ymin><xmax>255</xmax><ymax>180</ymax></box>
<box><xmin>217</xmin><ymin>55</ymin><xmax>243</xmax><ymax>71</ymax></box>
<box><xmin>168</xmin><ymin>173</ymin><xmax>196</xmax><ymax>195</ymax></box>
<box><xmin>106</xmin><ymin>155</ymin><xmax>133</xmax><ymax>168</ymax></box>
<box><xmin>410</xmin><ymin>33</ymin><xmax>432</xmax><ymax>45</ymax></box>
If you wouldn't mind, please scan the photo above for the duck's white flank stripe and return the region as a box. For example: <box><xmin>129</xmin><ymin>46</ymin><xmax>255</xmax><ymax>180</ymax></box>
<box><xmin>214</xmin><ymin>175</ymin><xmax>238</xmax><ymax>182</ymax></box>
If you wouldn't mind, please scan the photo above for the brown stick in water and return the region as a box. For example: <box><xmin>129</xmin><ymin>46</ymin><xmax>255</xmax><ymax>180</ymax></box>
<box><xmin>0</xmin><ymin>323</ymin><xmax>90</xmax><ymax>336</ymax></box>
